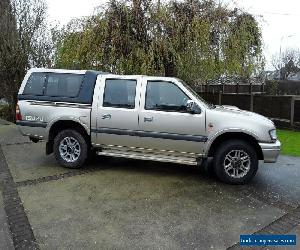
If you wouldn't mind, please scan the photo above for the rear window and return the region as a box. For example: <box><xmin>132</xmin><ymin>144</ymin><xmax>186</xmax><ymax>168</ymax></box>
<box><xmin>23</xmin><ymin>73</ymin><xmax>46</xmax><ymax>95</ymax></box>
<box><xmin>45</xmin><ymin>73</ymin><xmax>84</xmax><ymax>97</ymax></box>
<box><xmin>23</xmin><ymin>72</ymin><xmax>84</xmax><ymax>97</ymax></box>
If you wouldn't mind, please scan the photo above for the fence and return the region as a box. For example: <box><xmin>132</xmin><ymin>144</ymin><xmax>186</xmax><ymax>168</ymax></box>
<box><xmin>196</xmin><ymin>84</ymin><xmax>265</xmax><ymax>94</ymax></box>
<box><xmin>199</xmin><ymin>92</ymin><xmax>300</xmax><ymax>127</ymax></box>
<box><xmin>266</xmin><ymin>80</ymin><xmax>300</xmax><ymax>95</ymax></box>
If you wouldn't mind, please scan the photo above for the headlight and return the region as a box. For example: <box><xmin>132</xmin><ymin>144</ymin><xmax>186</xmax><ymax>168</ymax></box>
<box><xmin>269</xmin><ymin>129</ymin><xmax>277</xmax><ymax>141</ymax></box>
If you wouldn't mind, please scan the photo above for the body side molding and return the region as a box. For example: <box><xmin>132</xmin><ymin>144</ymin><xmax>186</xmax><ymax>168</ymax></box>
<box><xmin>91</xmin><ymin>127</ymin><xmax>208</xmax><ymax>142</ymax></box>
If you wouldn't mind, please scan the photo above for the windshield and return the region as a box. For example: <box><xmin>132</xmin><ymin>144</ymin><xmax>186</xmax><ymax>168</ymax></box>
<box><xmin>178</xmin><ymin>80</ymin><xmax>215</xmax><ymax>109</ymax></box>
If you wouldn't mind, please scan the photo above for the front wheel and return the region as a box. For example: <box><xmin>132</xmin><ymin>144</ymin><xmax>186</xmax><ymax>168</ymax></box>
<box><xmin>54</xmin><ymin>130</ymin><xmax>88</xmax><ymax>168</ymax></box>
<box><xmin>213</xmin><ymin>140</ymin><xmax>258</xmax><ymax>185</ymax></box>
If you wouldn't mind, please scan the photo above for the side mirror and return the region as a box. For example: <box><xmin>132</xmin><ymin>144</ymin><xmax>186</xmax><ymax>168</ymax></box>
<box><xmin>186</xmin><ymin>100</ymin><xmax>201</xmax><ymax>114</ymax></box>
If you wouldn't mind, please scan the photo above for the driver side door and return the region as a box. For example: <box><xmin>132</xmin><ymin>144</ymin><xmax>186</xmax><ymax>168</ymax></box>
<box><xmin>139</xmin><ymin>78</ymin><xmax>207</xmax><ymax>155</ymax></box>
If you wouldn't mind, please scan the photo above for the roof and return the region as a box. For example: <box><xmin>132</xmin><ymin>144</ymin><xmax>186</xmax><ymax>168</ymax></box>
<box><xmin>30</xmin><ymin>68</ymin><xmax>87</xmax><ymax>75</ymax></box>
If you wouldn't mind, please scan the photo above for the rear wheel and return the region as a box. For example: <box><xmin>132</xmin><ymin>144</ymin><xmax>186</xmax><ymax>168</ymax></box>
<box><xmin>54</xmin><ymin>130</ymin><xmax>88</xmax><ymax>168</ymax></box>
<box><xmin>213</xmin><ymin>140</ymin><xmax>258</xmax><ymax>185</ymax></box>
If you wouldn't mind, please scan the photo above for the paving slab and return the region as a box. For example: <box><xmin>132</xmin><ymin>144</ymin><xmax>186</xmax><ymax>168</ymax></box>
<box><xmin>2</xmin><ymin>142</ymin><xmax>70</xmax><ymax>183</ymax></box>
<box><xmin>0</xmin><ymin>122</ymin><xmax>30</xmax><ymax>146</ymax></box>
<box><xmin>16</xmin><ymin>160</ymin><xmax>284</xmax><ymax>250</ymax></box>
<box><xmin>0</xmin><ymin>119</ymin><xmax>12</xmax><ymax>126</ymax></box>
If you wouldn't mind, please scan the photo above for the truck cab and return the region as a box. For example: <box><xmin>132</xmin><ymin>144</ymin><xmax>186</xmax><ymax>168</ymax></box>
<box><xmin>17</xmin><ymin>68</ymin><xmax>281</xmax><ymax>184</ymax></box>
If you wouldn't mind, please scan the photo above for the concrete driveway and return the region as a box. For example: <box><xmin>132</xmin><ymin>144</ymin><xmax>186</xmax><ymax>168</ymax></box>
<box><xmin>0</xmin><ymin>120</ymin><xmax>299</xmax><ymax>249</ymax></box>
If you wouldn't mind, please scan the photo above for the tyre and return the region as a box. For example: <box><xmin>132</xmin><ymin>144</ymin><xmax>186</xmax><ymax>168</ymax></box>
<box><xmin>213</xmin><ymin>140</ymin><xmax>258</xmax><ymax>185</ymax></box>
<box><xmin>54</xmin><ymin>129</ymin><xmax>88</xmax><ymax>168</ymax></box>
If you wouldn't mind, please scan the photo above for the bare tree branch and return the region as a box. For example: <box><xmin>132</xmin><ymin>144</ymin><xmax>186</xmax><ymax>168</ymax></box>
<box><xmin>272</xmin><ymin>48</ymin><xmax>300</xmax><ymax>80</ymax></box>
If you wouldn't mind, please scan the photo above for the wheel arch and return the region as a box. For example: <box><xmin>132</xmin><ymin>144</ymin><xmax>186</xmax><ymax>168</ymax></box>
<box><xmin>207</xmin><ymin>131</ymin><xmax>264</xmax><ymax>160</ymax></box>
<box><xmin>46</xmin><ymin>119</ymin><xmax>90</xmax><ymax>155</ymax></box>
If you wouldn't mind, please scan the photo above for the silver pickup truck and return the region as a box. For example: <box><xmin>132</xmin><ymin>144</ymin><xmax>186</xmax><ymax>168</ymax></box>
<box><xmin>16</xmin><ymin>68</ymin><xmax>280</xmax><ymax>184</ymax></box>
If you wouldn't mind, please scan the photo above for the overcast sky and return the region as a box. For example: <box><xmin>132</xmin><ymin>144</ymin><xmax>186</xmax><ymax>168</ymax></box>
<box><xmin>47</xmin><ymin>0</ymin><xmax>300</xmax><ymax>70</ymax></box>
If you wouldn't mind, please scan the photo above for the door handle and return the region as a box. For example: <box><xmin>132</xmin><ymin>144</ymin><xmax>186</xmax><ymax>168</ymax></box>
<box><xmin>102</xmin><ymin>114</ymin><xmax>111</xmax><ymax>119</ymax></box>
<box><xmin>144</xmin><ymin>117</ymin><xmax>153</xmax><ymax>122</ymax></box>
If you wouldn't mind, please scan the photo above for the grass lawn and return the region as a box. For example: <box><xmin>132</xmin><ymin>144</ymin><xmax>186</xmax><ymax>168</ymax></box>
<box><xmin>277</xmin><ymin>129</ymin><xmax>300</xmax><ymax>157</ymax></box>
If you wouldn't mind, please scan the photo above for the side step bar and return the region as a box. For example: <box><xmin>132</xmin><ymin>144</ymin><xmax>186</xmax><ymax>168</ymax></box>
<box><xmin>96</xmin><ymin>150</ymin><xmax>200</xmax><ymax>166</ymax></box>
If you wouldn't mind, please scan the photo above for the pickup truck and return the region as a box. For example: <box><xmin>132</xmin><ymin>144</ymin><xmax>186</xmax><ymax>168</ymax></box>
<box><xmin>16</xmin><ymin>68</ymin><xmax>281</xmax><ymax>184</ymax></box>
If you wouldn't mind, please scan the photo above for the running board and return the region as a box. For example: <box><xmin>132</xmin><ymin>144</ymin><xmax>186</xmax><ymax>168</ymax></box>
<box><xmin>96</xmin><ymin>150</ymin><xmax>200</xmax><ymax>166</ymax></box>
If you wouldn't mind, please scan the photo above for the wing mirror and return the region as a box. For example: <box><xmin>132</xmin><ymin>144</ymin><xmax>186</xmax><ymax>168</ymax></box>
<box><xmin>186</xmin><ymin>100</ymin><xmax>201</xmax><ymax>114</ymax></box>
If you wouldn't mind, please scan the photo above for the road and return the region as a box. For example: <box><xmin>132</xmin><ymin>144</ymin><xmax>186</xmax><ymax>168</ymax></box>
<box><xmin>0</xmin><ymin>119</ymin><xmax>299</xmax><ymax>249</ymax></box>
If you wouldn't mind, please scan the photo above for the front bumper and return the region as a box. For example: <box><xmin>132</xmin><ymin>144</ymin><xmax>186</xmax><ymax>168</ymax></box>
<box><xmin>259</xmin><ymin>140</ymin><xmax>281</xmax><ymax>163</ymax></box>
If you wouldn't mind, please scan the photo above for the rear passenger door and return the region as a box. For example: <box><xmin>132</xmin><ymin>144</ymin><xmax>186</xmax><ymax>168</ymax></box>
<box><xmin>94</xmin><ymin>75</ymin><xmax>141</xmax><ymax>148</ymax></box>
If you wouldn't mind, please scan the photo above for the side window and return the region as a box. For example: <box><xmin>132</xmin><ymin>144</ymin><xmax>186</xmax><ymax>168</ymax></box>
<box><xmin>23</xmin><ymin>73</ymin><xmax>46</xmax><ymax>95</ymax></box>
<box><xmin>145</xmin><ymin>81</ymin><xmax>190</xmax><ymax>112</ymax></box>
<box><xmin>45</xmin><ymin>73</ymin><xmax>84</xmax><ymax>97</ymax></box>
<box><xmin>103</xmin><ymin>79</ymin><xmax>137</xmax><ymax>109</ymax></box>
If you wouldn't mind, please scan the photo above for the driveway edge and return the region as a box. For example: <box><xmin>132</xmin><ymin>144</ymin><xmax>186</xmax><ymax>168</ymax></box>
<box><xmin>0</xmin><ymin>145</ymin><xmax>39</xmax><ymax>249</ymax></box>
<box><xmin>227</xmin><ymin>206</ymin><xmax>300</xmax><ymax>249</ymax></box>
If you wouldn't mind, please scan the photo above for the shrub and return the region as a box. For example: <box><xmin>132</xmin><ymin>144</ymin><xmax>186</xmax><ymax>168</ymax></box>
<box><xmin>0</xmin><ymin>104</ymin><xmax>13</xmax><ymax>122</ymax></box>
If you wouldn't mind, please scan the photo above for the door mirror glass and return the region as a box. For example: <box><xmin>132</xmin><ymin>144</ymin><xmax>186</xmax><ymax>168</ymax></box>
<box><xmin>186</xmin><ymin>100</ymin><xmax>201</xmax><ymax>114</ymax></box>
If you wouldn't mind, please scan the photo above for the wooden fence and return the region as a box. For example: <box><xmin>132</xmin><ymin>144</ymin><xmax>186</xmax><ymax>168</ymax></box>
<box><xmin>266</xmin><ymin>80</ymin><xmax>300</xmax><ymax>95</ymax></box>
<box><xmin>196</xmin><ymin>84</ymin><xmax>265</xmax><ymax>94</ymax></box>
<box><xmin>199</xmin><ymin>92</ymin><xmax>300</xmax><ymax>127</ymax></box>
<box><xmin>197</xmin><ymin>80</ymin><xmax>300</xmax><ymax>95</ymax></box>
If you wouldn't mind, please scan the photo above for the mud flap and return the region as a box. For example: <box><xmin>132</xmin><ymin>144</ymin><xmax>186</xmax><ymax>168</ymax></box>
<box><xmin>46</xmin><ymin>140</ymin><xmax>54</xmax><ymax>155</ymax></box>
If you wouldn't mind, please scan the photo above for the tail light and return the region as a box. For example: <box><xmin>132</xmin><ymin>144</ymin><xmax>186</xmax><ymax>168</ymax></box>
<box><xmin>16</xmin><ymin>103</ymin><xmax>22</xmax><ymax>121</ymax></box>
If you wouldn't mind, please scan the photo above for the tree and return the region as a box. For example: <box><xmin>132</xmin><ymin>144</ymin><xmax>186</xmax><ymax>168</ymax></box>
<box><xmin>224</xmin><ymin>12</ymin><xmax>264</xmax><ymax>79</ymax></box>
<box><xmin>0</xmin><ymin>0</ymin><xmax>51</xmax><ymax>121</ymax></box>
<box><xmin>272</xmin><ymin>48</ymin><xmax>300</xmax><ymax>80</ymax></box>
<box><xmin>54</xmin><ymin>0</ymin><xmax>264</xmax><ymax>85</ymax></box>
<box><xmin>0</xmin><ymin>0</ymin><xmax>20</xmax><ymax>111</ymax></box>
